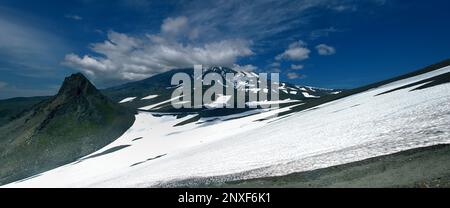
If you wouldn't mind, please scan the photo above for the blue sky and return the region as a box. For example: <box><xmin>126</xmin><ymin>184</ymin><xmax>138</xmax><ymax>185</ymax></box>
<box><xmin>0</xmin><ymin>0</ymin><xmax>450</xmax><ymax>99</ymax></box>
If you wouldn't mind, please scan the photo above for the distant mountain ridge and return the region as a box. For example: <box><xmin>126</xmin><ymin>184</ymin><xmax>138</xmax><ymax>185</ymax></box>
<box><xmin>0</xmin><ymin>66</ymin><xmax>341</xmax><ymax>123</ymax></box>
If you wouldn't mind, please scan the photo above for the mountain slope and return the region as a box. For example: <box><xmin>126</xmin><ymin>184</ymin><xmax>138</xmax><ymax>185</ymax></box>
<box><xmin>204</xmin><ymin>144</ymin><xmax>450</xmax><ymax>188</ymax></box>
<box><xmin>0</xmin><ymin>73</ymin><xmax>135</xmax><ymax>185</ymax></box>
<box><xmin>102</xmin><ymin>66</ymin><xmax>341</xmax><ymax>117</ymax></box>
<box><xmin>280</xmin><ymin>58</ymin><xmax>450</xmax><ymax>117</ymax></box>
<box><xmin>0</xmin><ymin>96</ymin><xmax>50</xmax><ymax>127</ymax></box>
<box><xmin>5</xmin><ymin>60</ymin><xmax>449</xmax><ymax>188</ymax></box>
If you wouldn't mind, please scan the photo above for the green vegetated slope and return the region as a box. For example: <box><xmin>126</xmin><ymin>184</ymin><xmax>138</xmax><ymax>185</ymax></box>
<box><xmin>0</xmin><ymin>73</ymin><xmax>135</xmax><ymax>185</ymax></box>
<box><xmin>0</xmin><ymin>96</ymin><xmax>49</xmax><ymax>127</ymax></box>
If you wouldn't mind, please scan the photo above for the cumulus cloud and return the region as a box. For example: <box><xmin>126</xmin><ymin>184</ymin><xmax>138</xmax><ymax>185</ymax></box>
<box><xmin>291</xmin><ymin>64</ymin><xmax>304</xmax><ymax>70</ymax></box>
<box><xmin>64</xmin><ymin>22</ymin><xmax>254</xmax><ymax>85</ymax></box>
<box><xmin>276</xmin><ymin>40</ymin><xmax>311</xmax><ymax>61</ymax></box>
<box><xmin>286</xmin><ymin>72</ymin><xmax>305</xmax><ymax>79</ymax></box>
<box><xmin>233</xmin><ymin>64</ymin><xmax>258</xmax><ymax>72</ymax></box>
<box><xmin>316</xmin><ymin>44</ymin><xmax>336</xmax><ymax>55</ymax></box>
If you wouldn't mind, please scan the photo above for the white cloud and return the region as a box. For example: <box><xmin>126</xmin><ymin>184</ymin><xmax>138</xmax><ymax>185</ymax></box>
<box><xmin>176</xmin><ymin>0</ymin><xmax>386</xmax><ymax>45</ymax></box>
<box><xmin>160</xmin><ymin>16</ymin><xmax>200</xmax><ymax>41</ymax></box>
<box><xmin>178</xmin><ymin>0</ymin><xmax>344</xmax><ymax>43</ymax></box>
<box><xmin>64</xmin><ymin>54</ymin><xmax>110</xmax><ymax>75</ymax></box>
<box><xmin>65</xmin><ymin>14</ymin><xmax>83</xmax><ymax>20</ymax></box>
<box><xmin>286</xmin><ymin>72</ymin><xmax>305</xmax><ymax>79</ymax></box>
<box><xmin>233</xmin><ymin>64</ymin><xmax>258</xmax><ymax>72</ymax></box>
<box><xmin>291</xmin><ymin>64</ymin><xmax>304</xmax><ymax>70</ymax></box>
<box><xmin>161</xmin><ymin>16</ymin><xmax>188</xmax><ymax>35</ymax></box>
<box><xmin>316</xmin><ymin>44</ymin><xmax>336</xmax><ymax>55</ymax></box>
<box><xmin>331</xmin><ymin>5</ymin><xmax>357</xmax><ymax>12</ymax></box>
<box><xmin>276</xmin><ymin>40</ymin><xmax>311</xmax><ymax>61</ymax></box>
<box><xmin>64</xmin><ymin>28</ymin><xmax>254</xmax><ymax>84</ymax></box>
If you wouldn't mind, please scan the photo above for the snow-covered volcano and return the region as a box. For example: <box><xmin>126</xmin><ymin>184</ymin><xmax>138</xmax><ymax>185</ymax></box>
<box><xmin>103</xmin><ymin>66</ymin><xmax>340</xmax><ymax>112</ymax></box>
<box><xmin>4</xmin><ymin>62</ymin><xmax>450</xmax><ymax>187</ymax></box>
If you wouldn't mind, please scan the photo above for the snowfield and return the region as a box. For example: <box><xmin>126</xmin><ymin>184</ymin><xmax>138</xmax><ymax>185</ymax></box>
<box><xmin>4</xmin><ymin>66</ymin><xmax>450</xmax><ymax>187</ymax></box>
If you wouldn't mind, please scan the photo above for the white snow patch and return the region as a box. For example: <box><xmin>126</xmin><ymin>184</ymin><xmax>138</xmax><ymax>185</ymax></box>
<box><xmin>330</xmin><ymin>91</ymin><xmax>341</xmax><ymax>95</ymax></box>
<box><xmin>141</xmin><ymin>95</ymin><xmax>158</xmax><ymax>100</ymax></box>
<box><xmin>139</xmin><ymin>96</ymin><xmax>182</xmax><ymax>110</ymax></box>
<box><xmin>246</xmin><ymin>99</ymin><xmax>301</xmax><ymax>108</ymax></box>
<box><xmin>205</xmin><ymin>95</ymin><xmax>232</xmax><ymax>108</ymax></box>
<box><xmin>119</xmin><ymin>97</ymin><xmax>137</xmax><ymax>103</ymax></box>
<box><xmin>299</xmin><ymin>87</ymin><xmax>308</xmax><ymax>91</ymax></box>
<box><xmin>302</xmin><ymin>92</ymin><xmax>320</xmax><ymax>98</ymax></box>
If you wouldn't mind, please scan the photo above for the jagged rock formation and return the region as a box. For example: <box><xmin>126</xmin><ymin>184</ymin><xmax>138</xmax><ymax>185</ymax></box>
<box><xmin>0</xmin><ymin>73</ymin><xmax>135</xmax><ymax>185</ymax></box>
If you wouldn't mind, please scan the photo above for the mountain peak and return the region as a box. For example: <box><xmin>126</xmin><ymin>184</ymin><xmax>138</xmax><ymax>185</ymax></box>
<box><xmin>57</xmin><ymin>73</ymin><xmax>98</xmax><ymax>97</ymax></box>
<box><xmin>203</xmin><ymin>66</ymin><xmax>236</xmax><ymax>75</ymax></box>
<box><xmin>0</xmin><ymin>73</ymin><xmax>135</xmax><ymax>185</ymax></box>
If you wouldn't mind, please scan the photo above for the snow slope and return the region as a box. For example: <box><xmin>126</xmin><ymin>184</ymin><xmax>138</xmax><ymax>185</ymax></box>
<box><xmin>4</xmin><ymin>66</ymin><xmax>450</xmax><ymax>187</ymax></box>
